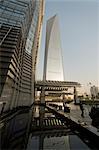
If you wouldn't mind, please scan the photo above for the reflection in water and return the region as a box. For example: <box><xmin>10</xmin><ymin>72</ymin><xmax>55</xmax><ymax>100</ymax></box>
<box><xmin>27</xmin><ymin>105</ymin><xmax>90</xmax><ymax>150</ymax></box>
<box><xmin>1</xmin><ymin>105</ymin><xmax>46</xmax><ymax>149</ymax></box>
<box><xmin>1</xmin><ymin>108</ymin><xmax>32</xmax><ymax>149</ymax></box>
<box><xmin>43</xmin><ymin>135</ymin><xmax>70</xmax><ymax>150</ymax></box>
<box><xmin>33</xmin><ymin>106</ymin><xmax>40</xmax><ymax>118</ymax></box>
<box><xmin>27</xmin><ymin>132</ymin><xmax>90</xmax><ymax>150</ymax></box>
<box><xmin>0</xmin><ymin>105</ymin><xmax>91</xmax><ymax>150</ymax></box>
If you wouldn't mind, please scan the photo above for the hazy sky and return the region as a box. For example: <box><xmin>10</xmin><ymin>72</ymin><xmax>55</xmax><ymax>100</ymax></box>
<box><xmin>36</xmin><ymin>0</ymin><xmax>99</xmax><ymax>93</ymax></box>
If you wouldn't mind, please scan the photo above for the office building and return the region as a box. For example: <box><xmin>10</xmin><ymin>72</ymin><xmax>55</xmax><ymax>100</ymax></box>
<box><xmin>0</xmin><ymin>0</ymin><xmax>44</xmax><ymax>111</ymax></box>
<box><xmin>43</xmin><ymin>15</ymin><xmax>64</xmax><ymax>81</ymax></box>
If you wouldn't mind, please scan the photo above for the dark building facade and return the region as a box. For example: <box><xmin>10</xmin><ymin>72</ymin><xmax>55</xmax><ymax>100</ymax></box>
<box><xmin>0</xmin><ymin>0</ymin><xmax>44</xmax><ymax>111</ymax></box>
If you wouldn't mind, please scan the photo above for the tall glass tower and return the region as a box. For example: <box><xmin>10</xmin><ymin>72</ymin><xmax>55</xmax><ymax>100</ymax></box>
<box><xmin>0</xmin><ymin>0</ymin><xmax>44</xmax><ymax>111</ymax></box>
<box><xmin>43</xmin><ymin>15</ymin><xmax>64</xmax><ymax>81</ymax></box>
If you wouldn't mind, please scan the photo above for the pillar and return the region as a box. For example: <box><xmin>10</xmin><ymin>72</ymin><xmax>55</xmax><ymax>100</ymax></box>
<box><xmin>40</xmin><ymin>87</ymin><xmax>45</xmax><ymax>104</ymax></box>
<box><xmin>74</xmin><ymin>86</ymin><xmax>77</xmax><ymax>104</ymax></box>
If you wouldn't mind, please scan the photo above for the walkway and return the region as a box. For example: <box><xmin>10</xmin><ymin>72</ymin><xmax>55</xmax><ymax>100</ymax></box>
<box><xmin>63</xmin><ymin>103</ymin><xmax>92</xmax><ymax>125</ymax></box>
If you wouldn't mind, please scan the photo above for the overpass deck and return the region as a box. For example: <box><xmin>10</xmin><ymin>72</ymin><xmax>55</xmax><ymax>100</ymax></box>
<box><xmin>35</xmin><ymin>80</ymin><xmax>81</xmax><ymax>91</ymax></box>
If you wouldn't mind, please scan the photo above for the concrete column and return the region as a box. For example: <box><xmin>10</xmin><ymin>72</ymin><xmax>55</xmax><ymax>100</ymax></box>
<box><xmin>34</xmin><ymin>88</ymin><xmax>37</xmax><ymax>101</ymax></box>
<box><xmin>74</xmin><ymin>86</ymin><xmax>77</xmax><ymax>104</ymax></box>
<box><xmin>63</xmin><ymin>93</ymin><xmax>65</xmax><ymax>101</ymax></box>
<box><xmin>39</xmin><ymin>134</ymin><xmax>44</xmax><ymax>150</ymax></box>
<box><xmin>40</xmin><ymin>87</ymin><xmax>45</xmax><ymax>104</ymax></box>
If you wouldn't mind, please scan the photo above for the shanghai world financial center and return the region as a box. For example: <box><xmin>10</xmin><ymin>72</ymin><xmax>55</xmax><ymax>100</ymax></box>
<box><xmin>0</xmin><ymin>0</ymin><xmax>44</xmax><ymax>111</ymax></box>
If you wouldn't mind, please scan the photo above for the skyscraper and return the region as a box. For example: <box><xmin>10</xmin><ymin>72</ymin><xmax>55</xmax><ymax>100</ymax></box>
<box><xmin>0</xmin><ymin>0</ymin><xmax>44</xmax><ymax>111</ymax></box>
<box><xmin>43</xmin><ymin>15</ymin><xmax>64</xmax><ymax>81</ymax></box>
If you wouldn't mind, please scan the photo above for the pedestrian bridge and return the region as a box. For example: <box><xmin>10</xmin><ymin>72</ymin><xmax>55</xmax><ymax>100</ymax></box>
<box><xmin>35</xmin><ymin>80</ymin><xmax>81</xmax><ymax>91</ymax></box>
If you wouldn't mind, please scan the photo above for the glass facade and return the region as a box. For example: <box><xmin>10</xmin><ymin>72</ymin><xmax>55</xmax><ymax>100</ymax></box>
<box><xmin>0</xmin><ymin>0</ymin><xmax>41</xmax><ymax>40</ymax></box>
<box><xmin>44</xmin><ymin>15</ymin><xmax>64</xmax><ymax>81</ymax></box>
<box><xmin>0</xmin><ymin>0</ymin><xmax>44</xmax><ymax>111</ymax></box>
<box><xmin>25</xmin><ymin>1</ymin><xmax>40</xmax><ymax>55</ymax></box>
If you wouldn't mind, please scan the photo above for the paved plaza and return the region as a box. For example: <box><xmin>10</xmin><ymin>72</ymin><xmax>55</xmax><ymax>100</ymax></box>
<box><xmin>66</xmin><ymin>103</ymin><xmax>92</xmax><ymax>125</ymax></box>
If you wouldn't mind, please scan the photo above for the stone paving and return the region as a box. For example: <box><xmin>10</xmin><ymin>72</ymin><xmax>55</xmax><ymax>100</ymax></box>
<box><xmin>60</xmin><ymin>103</ymin><xmax>92</xmax><ymax>125</ymax></box>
